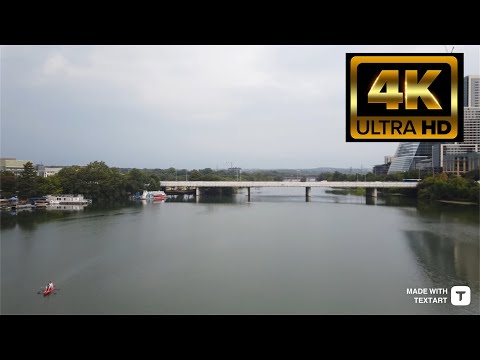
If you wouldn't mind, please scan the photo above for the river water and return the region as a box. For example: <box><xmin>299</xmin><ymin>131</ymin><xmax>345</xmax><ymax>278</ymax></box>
<box><xmin>1</xmin><ymin>188</ymin><xmax>478</xmax><ymax>315</ymax></box>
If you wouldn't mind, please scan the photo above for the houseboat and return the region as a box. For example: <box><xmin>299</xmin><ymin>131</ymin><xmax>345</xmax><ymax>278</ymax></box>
<box><xmin>46</xmin><ymin>194</ymin><xmax>92</xmax><ymax>205</ymax></box>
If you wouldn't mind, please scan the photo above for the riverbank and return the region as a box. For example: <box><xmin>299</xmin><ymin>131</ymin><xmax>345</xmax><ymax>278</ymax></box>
<box><xmin>437</xmin><ymin>200</ymin><xmax>478</xmax><ymax>206</ymax></box>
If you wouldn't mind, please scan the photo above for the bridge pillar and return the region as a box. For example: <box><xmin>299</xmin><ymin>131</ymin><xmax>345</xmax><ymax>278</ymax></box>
<box><xmin>366</xmin><ymin>187</ymin><xmax>377</xmax><ymax>198</ymax></box>
<box><xmin>366</xmin><ymin>196</ymin><xmax>377</xmax><ymax>205</ymax></box>
<box><xmin>306</xmin><ymin>187</ymin><xmax>311</xmax><ymax>202</ymax></box>
<box><xmin>195</xmin><ymin>187</ymin><xmax>201</xmax><ymax>197</ymax></box>
<box><xmin>247</xmin><ymin>187</ymin><xmax>251</xmax><ymax>202</ymax></box>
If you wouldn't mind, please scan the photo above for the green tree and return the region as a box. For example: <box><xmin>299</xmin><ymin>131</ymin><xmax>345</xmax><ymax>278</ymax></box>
<box><xmin>146</xmin><ymin>174</ymin><xmax>160</xmax><ymax>190</ymax></box>
<box><xmin>57</xmin><ymin>166</ymin><xmax>83</xmax><ymax>194</ymax></box>
<box><xmin>0</xmin><ymin>170</ymin><xmax>17</xmax><ymax>198</ymax></box>
<box><xmin>36</xmin><ymin>175</ymin><xmax>63</xmax><ymax>195</ymax></box>
<box><xmin>81</xmin><ymin>161</ymin><xmax>126</xmax><ymax>201</ymax></box>
<box><xmin>189</xmin><ymin>170</ymin><xmax>202</xmax><ymax>181</ymax></box>
<box><xmin>464</xmin><ymin>169</ymin><xmax>480</xmax><ymax>181</ymax></box>
<box><xmin>417</xmin><ymin>174</ymin><xmax>479</xmax><ymax>202</ymax></box>
<box><xmin>385</xmin><ymin>173</ymin><xmax>403</xmax><ymax>181</ymax></box>
<box><xmin>17</xmin><ymin>162</ymin><xmax>38</xmax><ymax>198</ymax></box>
<box><xmin>332</xmin><ymin>171</ymin><xmax>346</xmax><ymax>181</ymax></box>
<box><xmin>125</xmin><ymin>169</ymin><xmax>148</xmax><ymax>194</ymax></box>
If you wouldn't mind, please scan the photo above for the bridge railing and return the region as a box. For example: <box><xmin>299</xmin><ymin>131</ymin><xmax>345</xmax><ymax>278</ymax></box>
<box><xmin>159</xmin><ymin>181</ymin><xmax>417</xmax><ymax>188</ymax></box>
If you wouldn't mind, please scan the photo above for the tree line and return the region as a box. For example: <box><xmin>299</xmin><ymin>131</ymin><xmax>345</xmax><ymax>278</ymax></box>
<box><xmin>417</xmin><ymin>173</ymin><xmax>479</xmax><ymax>203</ymax></box>
<box><xmin>1</xmin><ymin>161</ymin><xmax>478</xmax><ymax>203</ymax></box>
<box><xmin>0</xmin><ymin>161</ymin><xmax>160</xmax><ymax>202</ymax></box>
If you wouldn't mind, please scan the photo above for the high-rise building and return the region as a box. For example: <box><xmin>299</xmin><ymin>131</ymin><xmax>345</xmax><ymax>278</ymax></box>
<box><xmin>463</xmin><ymin>107</ymin><xmax>480</xmax><ymax>144</ymax></box>
<box><xmin>388</xmin><ymin>75</ymin><xmax>480</xmax><ymax>174</ymax></box>
<box><xmin>387</xmin><ymin>142</ymin><xmax>441</xmax><ymax>174</ymax></box>
<box><xmin>464</xmin><ymin>75</ymin><xmax>480</xmax><ymax>107</ymax></box>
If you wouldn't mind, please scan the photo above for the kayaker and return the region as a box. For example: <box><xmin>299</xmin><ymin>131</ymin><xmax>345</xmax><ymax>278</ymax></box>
<box><xmin>47</xmin><ymin>281</ymin><xmax>54</xmax><ymax>291</ymax></box>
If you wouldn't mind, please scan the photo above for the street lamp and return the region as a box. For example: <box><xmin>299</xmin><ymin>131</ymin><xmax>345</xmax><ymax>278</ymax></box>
<box><xmin>175</xmin><ymin>168</ymin><xmax>177</xmax><ymax>181</ymax></box>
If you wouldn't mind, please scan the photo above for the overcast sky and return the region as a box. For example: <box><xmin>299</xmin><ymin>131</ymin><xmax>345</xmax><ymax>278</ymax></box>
<box><xmin>1</xmin><ymin>45</ymin><xmax>479</xmax><ymax>170</ymax></box>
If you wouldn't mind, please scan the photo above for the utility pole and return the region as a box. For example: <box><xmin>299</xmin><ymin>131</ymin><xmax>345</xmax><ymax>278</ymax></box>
<box><xmin>226</xmin><ymin>162</ymin><xmax>233</xmax><ymax>180</ymax></box>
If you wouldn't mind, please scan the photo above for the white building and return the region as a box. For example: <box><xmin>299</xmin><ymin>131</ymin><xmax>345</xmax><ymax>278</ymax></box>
<box><xmin>464</xmin><ymin>75</ymin><xmax>480</xmax><ymax>107</ymax></box>
<box><xmin>0</xmin><ymin>158</ymin><xmax>32</xmax><ymax>175</ymax></box>
<box><xmin>463</xmin><ymin>107</ymin><xmax>480</xmax><ymax>144</ymax></box>
<box><xmin>37</xmin><ymin>165</ymin><xmax>63</xmax><ymax>177</ymax></box>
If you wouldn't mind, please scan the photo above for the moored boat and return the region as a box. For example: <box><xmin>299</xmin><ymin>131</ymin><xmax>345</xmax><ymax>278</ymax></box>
<box><xmin>140</xmin><ymin>190</ymin><xmax>167</xmax><ymax>200</ymax></box>
<box><xmin>46</xmin><ymin>194</ymin><xmax>92</xmax><ymax>205</ymax></box>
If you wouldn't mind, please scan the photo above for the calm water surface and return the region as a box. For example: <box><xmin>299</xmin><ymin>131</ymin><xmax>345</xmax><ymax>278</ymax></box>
<box><xmin>1</xmin><ymin>188</ymin><xmax>479</xmax><ymax>314</ymax></box>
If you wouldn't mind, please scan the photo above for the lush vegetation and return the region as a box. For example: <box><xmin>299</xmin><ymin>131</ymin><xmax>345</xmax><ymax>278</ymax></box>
<box><xmin>417</xmin><ymin>173</ymin><xmax>479</xmax><ymax>203</ymax></box>
<box><xmin>1</xmin><ymin>161</ymin><xmax>159</xmax><ymax>202</ymax></box>
<box><xmin>141</xmin><ymin>167</ymin><xmax>284</xmax><ymax>182</ymax></box>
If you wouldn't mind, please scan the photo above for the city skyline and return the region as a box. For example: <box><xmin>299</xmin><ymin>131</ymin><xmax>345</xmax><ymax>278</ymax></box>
<box><xmin>2</xmin><ymin>45</ymin><xmax>479</xmax><ymax>169</ymax></box>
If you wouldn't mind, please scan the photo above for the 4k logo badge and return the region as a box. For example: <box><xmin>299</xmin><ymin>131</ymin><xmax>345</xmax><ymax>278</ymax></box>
<box><xmin>346</xmin><ymin>54</ymin><xmax>463</xmax><ymax>141</ymax></box>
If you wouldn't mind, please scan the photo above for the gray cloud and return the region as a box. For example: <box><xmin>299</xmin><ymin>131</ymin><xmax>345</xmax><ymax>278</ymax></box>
<box><xmin>1</xmin><ymin>45</ymin><xmax>479</xmax><ymax>170</ymax></box>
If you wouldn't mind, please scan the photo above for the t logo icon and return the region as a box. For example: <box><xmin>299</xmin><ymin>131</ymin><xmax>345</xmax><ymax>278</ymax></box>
<box><xmin>451</xmin><ymin>286</ymin><xmax>471</xmax><ymax>306</ymax></box>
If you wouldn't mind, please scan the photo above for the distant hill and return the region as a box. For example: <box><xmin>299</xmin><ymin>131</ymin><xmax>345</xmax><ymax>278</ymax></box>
<box><xmin>118</xmin><ymin>166</ymin><xmax>373</xmax><ymax>175</ymax></box>
<box><xmin>244</xmin><ymin>167</ymin><xmax>372</xmax><ymax>175</ymax></box>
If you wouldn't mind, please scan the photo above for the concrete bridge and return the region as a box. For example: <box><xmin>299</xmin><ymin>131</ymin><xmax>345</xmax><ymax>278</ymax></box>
<box><xmin>160</xmin><ymin>181</ymin><xmax>418</xmax><ymax>201</ymax></box>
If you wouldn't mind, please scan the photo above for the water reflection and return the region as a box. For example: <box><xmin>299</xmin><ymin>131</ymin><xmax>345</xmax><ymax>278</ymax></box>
<box><xmin>1</xmin><ymin>208</ymin><xmax>76</xmax><ymax>231</ymax></box>
<box><xmin>404</xmin><ymin>230</ymin><xmax>479</xmax><ymax>292</ymax></box>
<box><xmin>46</xmin><ymin>204</ymin><xmax>88</xmax><ymax>211</ymax></box>
<box><xmin>0</xmin><ymin>201</ymin><xmax>143</xmax><ymax>231</ymax></box>
<box><xmin>415</xmin><ymin>201</ymin><xmax>479</xmax><ymax>225</ymax></box>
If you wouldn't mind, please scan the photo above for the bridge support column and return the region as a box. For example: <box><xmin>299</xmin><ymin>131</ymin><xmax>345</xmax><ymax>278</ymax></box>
<box><xmin>366</xmin><ymin>187</ymin><xmax>377</xmax><ymax>198</ymax></box>
<box><xmin>247</xmin><ymin>187</ymin><xmax>251</xmax><ymax>202</ymax></box>
<box><xmin>195</xmin><ymin>187</ymin><xmax>202</xmax><ymax>197</ymax></box>
<box><xmin>306</xmin><ymin>187</ymin><xmax>311</xmax><ymax>202</ymax></box>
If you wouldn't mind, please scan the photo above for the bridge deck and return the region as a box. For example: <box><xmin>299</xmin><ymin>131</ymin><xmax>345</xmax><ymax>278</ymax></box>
<box><xmin>160</xmin><ymin>181</ymin><xmax>417</xmax><ymax>188</ymax></box>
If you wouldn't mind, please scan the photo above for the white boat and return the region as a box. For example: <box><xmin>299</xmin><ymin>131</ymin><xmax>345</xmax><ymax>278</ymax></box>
<box><xmin>139</xmin><ymin>190</ymin><xmax>167</xmax><ymax>200</ymax></box>
<box><xmin>46</xmin><ymin>194</ymin><xmax>92</xmax><ymax>205</ymax></box>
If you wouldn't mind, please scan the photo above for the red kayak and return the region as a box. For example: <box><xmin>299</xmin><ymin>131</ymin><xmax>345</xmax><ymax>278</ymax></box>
<box><xmin>43</xmin><ymin>287</ymin><xmax>55</xmax><ymax>296</ymax></box>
